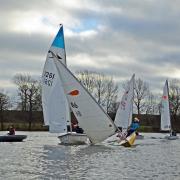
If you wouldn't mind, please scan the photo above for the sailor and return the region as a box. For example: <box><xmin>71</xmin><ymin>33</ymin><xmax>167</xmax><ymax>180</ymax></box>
<box><xmin>73</xmin><ymin>122</ymin><xmax>83</xmax><ymax>134</ymax></box>
<box><xmin>75</xmin><ymin>125</ymin><xmax>84</xmax><ymax>134</ymax></box>
<box><xmin>171</xmin><ymin>131</ymin><xmax>177</xmax><ymax>136</ymax></box>
<box><xmin>126</xmin><ymin>117</ymin><xmax>140</xmax><ymax>137</ymax></box>
<box><xmin>8</xmin><ymin>125</ymin><xmax>15</xmax><ymax>135</ymax></box>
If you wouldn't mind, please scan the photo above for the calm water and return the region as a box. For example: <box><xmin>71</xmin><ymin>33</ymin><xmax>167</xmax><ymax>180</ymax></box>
<box><xmin>0</xmin><ymin>132</ymin><xmax>180</xmax><ymax>180</ymax></box>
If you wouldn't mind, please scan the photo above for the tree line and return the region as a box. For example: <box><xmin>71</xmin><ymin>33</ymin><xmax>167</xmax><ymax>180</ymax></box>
<box><xmin>0</xmin><ymin>71</ymin><xmax>180</xmax><ymax>130</ymax></box>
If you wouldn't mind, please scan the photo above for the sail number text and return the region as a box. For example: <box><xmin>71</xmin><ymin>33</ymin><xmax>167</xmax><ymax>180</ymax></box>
<box><xmin>43</xmin><ymin>71</ymin><xmax>55</xmax><ymax>86</ymax></box>
<box><xmin>70</xmin><ymin>102</ymin><xmax>82</xmax><ymax>117</ymax></box>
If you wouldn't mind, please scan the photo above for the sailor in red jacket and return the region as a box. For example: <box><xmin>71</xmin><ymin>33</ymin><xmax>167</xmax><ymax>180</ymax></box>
<box><xmin>8</xmin><ymin>125</ymin><xmax>15</xmax><ymax>135</ymax></box>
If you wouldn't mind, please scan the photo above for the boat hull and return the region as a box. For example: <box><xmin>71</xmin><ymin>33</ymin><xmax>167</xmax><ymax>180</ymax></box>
<box><xmin>58</xmin><ymin>133</ymin><xmax>88</xmax><ymax>145</ymax></box>
<box><xmin>119</xmin><ymin>132</ymin><xmax>136</xmax><ymax>147</ymax></box>
<box><xmin>0</xmin><ymin>135</ymin><xmax>27</xmax><ymax>142</ymax></box>
<box><xmin>165</xmin><ymin>135</ymin><xmax>179</xmax><ymax>140</ymax></box>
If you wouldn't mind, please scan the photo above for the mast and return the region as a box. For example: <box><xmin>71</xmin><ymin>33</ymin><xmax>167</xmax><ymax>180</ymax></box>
<box><xmin>59</xmin><ymin>24</ymin><xmax>67</xmax><ymax>65</ymax></box>
<box><xmin>60</xmin><ymin>24</ymin><xmax>72</xmax><ymax>133</ymax></box>
<box><xmin>57</xmin><ymin>24</ymin><xmax>72</xmax><ymax>133</ymax></box>
<box><xmin>128</xmin><ymin>74</ymin><xmax>135</xmax><ymax>128</ymax></box>
<box><xmin>131</xmin><ymin>75</ymin><xmax>135</xmax><ymax>126</ymax></box>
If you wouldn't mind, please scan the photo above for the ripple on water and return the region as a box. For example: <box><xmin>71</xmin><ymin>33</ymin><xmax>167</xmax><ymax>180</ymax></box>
<box><xmin>0</xmin><ymin>132</ymin><xmax>180</xmax><ymax>180</ymax></box>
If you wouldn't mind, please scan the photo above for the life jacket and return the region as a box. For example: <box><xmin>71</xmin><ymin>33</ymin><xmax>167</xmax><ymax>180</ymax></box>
<box><xmin>130</xmin><ymin>122</ymin><xmax>140</xmax><ymax>131</ymax></box>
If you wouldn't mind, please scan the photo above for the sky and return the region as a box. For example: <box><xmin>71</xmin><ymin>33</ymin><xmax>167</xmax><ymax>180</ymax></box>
<box><xmin>1</xmin><ymin>0</ymin><xmax>180</xmax><ymax>97</ymax></box>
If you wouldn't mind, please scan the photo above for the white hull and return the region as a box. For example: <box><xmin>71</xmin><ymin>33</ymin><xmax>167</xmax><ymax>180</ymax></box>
<box><xmin>58</xmin><ymin>132</ymin><xmax>88</xmax><ymax>145</ymax></box>
<box><xmin>165</xmin><ymin>135</ymin><xmax>179</xmax><ymax>140</ymax></box>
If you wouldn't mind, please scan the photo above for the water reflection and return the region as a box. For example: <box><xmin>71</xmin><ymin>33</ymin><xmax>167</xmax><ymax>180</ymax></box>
<box><xmin>40</xmin><ymin>144</ymin><xmax>114</xmax><ymax>179</ymax></box>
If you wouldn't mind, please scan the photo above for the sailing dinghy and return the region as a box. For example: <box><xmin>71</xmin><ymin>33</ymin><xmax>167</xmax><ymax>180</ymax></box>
<box><xmin>52</xmin><ymin>54</ymin><xmax>119</xmax><ymax>144</ymax></box>
<box><xmin>161</xmin><ymin>80</ymin><xmax>178</xmax><ymax>140</ymax></box>
<box><xmin>114</xmin><ymin>74</ymin><xmax>137</xmax><ymax>147</ymax></box>
<box><xmin>118</xmin><ymin>132</ymin><xmax>136</xmax><ymax>147</ymax></box>
<box><xmin>42</xmin><ymin>24</ymin><xmax>88</xmax><ymax>145</ymax></box>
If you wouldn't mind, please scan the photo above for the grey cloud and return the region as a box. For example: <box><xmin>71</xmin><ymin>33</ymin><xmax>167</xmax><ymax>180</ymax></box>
<box><xmin>1</xmin><ymin>0</ymin><xmax>180</xmax><ymax>97</ymax></box>
<box><xmin>0</xmin><ymin>31</ymin><xmax>51</xmax><ymax>58</ymax></box>
<box><xmin>69</xmin><ymin>0</ymin><xmax>180</xmax><ymax>47</ymax></box>
<box><xmin>0</xmin><ymin>0</ymin><xmax>54</xmax><ymax>12</ymax></box>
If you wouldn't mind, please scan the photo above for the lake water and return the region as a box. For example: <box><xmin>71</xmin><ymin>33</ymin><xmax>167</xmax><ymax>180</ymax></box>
<box><xmin>0</xmin><ymin>132</ymin><xmax>180</xmax><ymax>180</ymax></box>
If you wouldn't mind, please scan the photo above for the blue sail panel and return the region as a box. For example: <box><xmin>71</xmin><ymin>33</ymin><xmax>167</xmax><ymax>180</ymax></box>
<box><xmin>52</xmin><ymin>26</ymin><xmax>65</xmax><ymax>49</ymax></box>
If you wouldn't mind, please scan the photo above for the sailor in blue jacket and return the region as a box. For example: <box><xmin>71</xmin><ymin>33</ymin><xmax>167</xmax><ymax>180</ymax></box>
<box><xmin>127</xmin><ymin>117</ymin><xmax>140</xmax><ymax>137</ymax></box>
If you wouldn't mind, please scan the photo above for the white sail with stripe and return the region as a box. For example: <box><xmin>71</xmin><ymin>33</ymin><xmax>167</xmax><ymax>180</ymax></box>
<box><xmin>53</xmin><ymin>56</ymin><xmax>118</xmax><ymax>144</ymax></box>
<box><xmin>114</xmin><ymin>74</ymin><xmax>135</xmax><ymax>129</ymax></box>
<box><xmin>161</xmin><ymin>80</ymin><xmax>171</xmax><ymax>131</ymax></box>
<box><xmin>42</xmin><ymin>24</ymin><xmax>70</xmax><ymax>133</ymax></box>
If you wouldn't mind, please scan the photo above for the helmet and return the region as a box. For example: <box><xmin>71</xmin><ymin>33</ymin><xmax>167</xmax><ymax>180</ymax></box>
<box><xmin>134</xmin><ymin>117</ymin><xmax>139</xmax><ymax>122</ymax></box>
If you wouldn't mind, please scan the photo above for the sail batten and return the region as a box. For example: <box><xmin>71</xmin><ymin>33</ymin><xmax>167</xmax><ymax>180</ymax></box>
<box><xmin>53</xmin><ymin>58</ymin><xmax>118</xmax><ymax>144</ymax></box>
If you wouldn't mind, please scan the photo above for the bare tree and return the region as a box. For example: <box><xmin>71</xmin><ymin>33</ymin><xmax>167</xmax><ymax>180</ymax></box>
<box><xmin>77</xmin><ymin>70</ymin><xmax>107</xmax><ymax>106</ymax></box>
<box><xmin>13</xmin><ymin>74</ymin><xmax>41</xmax><ymax>130</ymax></box>
<box><xmin>27</xmin><ymin>80</ymin><xmax>41</xmax><ymax>130</ymax></box>
<box><xmin>145</xmin><ymin>93</ymin><xmax>159</xmax><ymax>115</ymax></box>
<box><xmin>0</xmin><ymin>90</ymin><xmax>11</xmax><ymax>130</ymax></box>
<box><xmin>104</xmin><ymin>77</ymin><xmax>118</xmax><ymax>113</ymax></box>
<box><xmin>94</xmin><ymin>73</ymin><xmax>107</xmax><ymax>106</ymax></box>
<box><xmin>33</xmin><ymin>82</ymin><xmax>42</xmax><ymax>111</ymax></box>
<box><xmin>13</xmin><ymin>74</ymin><xmax>31</xmax><ymax>111</ymax></box>
<box><xmin>76</xmin><ymin>70</ymin><xmax>96</xmax><ymax>94</ymax></box>
<box><xmin>134</xmin><ymin>78</ymin><xmax>150</xmax><ymax>115</ymax></box>
<box><xmin>122</xmin><ymin>77</ymin><xmax>150</xmax><ymax>115</ymax></box>
<box><xmin>76</xmin><ymin>70</ymin><xmax>119</xmax><ymax>113</ymax></box>
<box><xmin>169</xmin><ymin>79</ymin><xmax>180</xmax><ymax>120</ymax></box>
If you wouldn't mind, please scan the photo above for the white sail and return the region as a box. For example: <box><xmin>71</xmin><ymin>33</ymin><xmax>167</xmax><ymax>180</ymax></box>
<box><xmin>53</xmin><ymin>57</ymin><xmax>118</xmax><ymax>144</ymax></box>
<box><xmin>161</xmin><ymin>80</ymin><xmax>171</xmax><ymax>131</ymax></box>
<box><xmin>42</xmin><ymin>24</ymin><xmax>70</xmax><ymax>133</ymax></box>
<box><xmin>114</xmin><ymin>74</ymin><xmax>135</xmax><ymax>129</ymax></box>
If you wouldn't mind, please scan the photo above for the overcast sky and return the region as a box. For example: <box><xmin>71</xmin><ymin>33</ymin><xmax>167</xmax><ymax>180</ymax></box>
<box><xmin>1</xmin><ymin>0</ymin><xmax>180</xmax><ymax>97</ymax></box>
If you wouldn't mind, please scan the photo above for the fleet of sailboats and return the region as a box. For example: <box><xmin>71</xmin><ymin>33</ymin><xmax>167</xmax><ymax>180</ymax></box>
<box><xmin>41</xmin><ymin>24</ymin><xmax>179</xmax><ymax>146</ymax></box>
<box><xmin>161</xmin><ymin>80</ymin><xmax>178</xmax><ymax>140</ymax></box>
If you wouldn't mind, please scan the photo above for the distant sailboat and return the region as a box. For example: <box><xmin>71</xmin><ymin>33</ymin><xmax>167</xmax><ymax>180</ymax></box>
<box><xmin>114</xmin><ymin>74</ymin><xmax>135</xmax><ymax>130</ymax></box>
<box><xmin>42</xmin><ymin>24</ymin><xmax>88</xmax><ymax>145</ymax></box>
<box><xmin>161</xmin><ymin>80</ymin><xmax>178</xmax><ymax>140</ymax></box>
<box><xmin>52</xmin><ymin>54</ymin><xmax>119</xmax><ymax>144</ymax></box>
<box><xmin>114</xmin><ymin>74</ymin><xmax>137</xmax><ymax>147</ymax></box>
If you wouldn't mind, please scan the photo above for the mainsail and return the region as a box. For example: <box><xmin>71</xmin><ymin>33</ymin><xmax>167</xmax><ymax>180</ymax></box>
<box><xmin>42</xmin><ymin>24</ymin><xmax>70</xmax><ymax>133</ymax></box>
<box><xmin>161</xmin><ymin>80</ymin><xmax>171</xmax><ymax>131</ymax></box>
<box><xmin>53</xmin><ymin>56</ymin><xmax>118</xmax><ymax>144</ymax></box>
<box><xmin>114</xmin><ymin>74</ymin><xmax>135</xmax><ymax>129</ymax></box>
